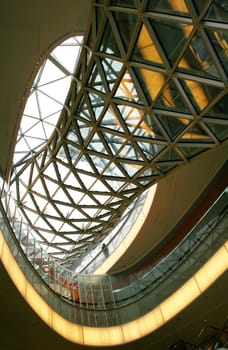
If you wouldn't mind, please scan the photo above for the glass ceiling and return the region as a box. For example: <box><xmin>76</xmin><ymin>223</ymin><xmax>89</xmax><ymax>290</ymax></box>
<box><xmin>10</xmin><ymin>0</ymin><xmax>228</xmax><ymax>268</ymax></box>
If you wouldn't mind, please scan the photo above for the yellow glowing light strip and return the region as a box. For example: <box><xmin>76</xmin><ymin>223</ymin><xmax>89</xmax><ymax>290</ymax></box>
<box><xmin>0</xmin><ymin>228</ymin><xmax>227</xmax><ymax>346</ymax></box>
<box><xmin>93</xmin><ymin>183</ymin><xmax>157</xmax><ymax>274</ymax></box>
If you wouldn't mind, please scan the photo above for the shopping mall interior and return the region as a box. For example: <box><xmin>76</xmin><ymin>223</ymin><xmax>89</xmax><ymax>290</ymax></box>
<box><xmin>0</xmin><ymin>1</ymin><xmax>227</xmax><ymax>349</ymax></box>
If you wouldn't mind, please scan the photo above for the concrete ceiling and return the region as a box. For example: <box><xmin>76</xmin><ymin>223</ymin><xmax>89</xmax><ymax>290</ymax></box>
<box><xmin>0</xmin><ymin>0</ymin><xmax>92</xmax><ymax>179</ymax></box>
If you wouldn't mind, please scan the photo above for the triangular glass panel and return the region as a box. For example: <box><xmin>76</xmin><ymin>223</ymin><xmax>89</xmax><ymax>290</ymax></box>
<box><xmin>78</xmin><ymin>172</ymin><xmax>96</xmax><ymax>190</ymax></box>
<box><xmin>118</xmin><ymin>160</ymin><xmax>143</xmax><ymax>177</ymax></box>
<box><xmin>126</xmin><ymin>183</ymin><xmax>138</xmax><ymax>192</ymax></box>
<box><xmin>112</xmin><ymin>12</ymin><xmax>137</xmax><ymax>50</ymax></box>
<box><xmin>89</xmin><ymin>154</ymin><xmax>109</xmax><ymax>173</ymax></box>
<box><xmin>66</xmin><ymin>123</ymin><xmax>81</xmax><ymax>147</ymax></box>
<box><xmin>105</xmin><ymin>179</ymin><xmax>126</xmax><ymax>192</ymax></box>
<box><xmin>205</xmin><ymin>1</ymin><xmax>228</xmax><ymax>22</ymax></box>
<box><xmin>43</xmin><ymin>178</ymin><xmax>59</xmax><ymax>197</ymax></box>
<box><xmin>57</xmin><ymin>145</ymin><xmax>68</xmax><ymax>163</ymax></box>
<box><xmin>85</xmin><ymin>207</ymin><xmax>100</xmax><ymax>219</ymax></box>
<box><xmin>205</xmin><ymin>120</ymin><xmax>228</xmax><ymax>142</ymax></box>
<box><xmin>24</xmin><ymin>135</ymin><xmax>45</xmax><ymax>152</ymax></box>
<box><xmin>114</xmin><ymin>69</ymin><xmax>143</xmax><ymax>104</ymax></box>
<box><xmin>31</xmin><ymin>162</ymin><xmax>41</xmax><ymax>184</ymax></box>
<box><xmin>101</xmin><ymin>57</ymin><xmax>123</xmax><ymax>92</ymax></box>
<box><xmin>94</xmin><ymin>193</ymin><xmax>110</xmax><ymax>205</ymax></box>
<box><xmin>45</xmin><ymin>218</ymin><xmax>63</xmax><ymax>231</ymax></box>
<box><xmin>88</xmin><ymin>65</ymin><xmax>106</xmax><ymax>93</ymax></box>
<box><xmin>87</xmin><ymin>132</ymin><xmax>109</xmax><ymax>154</ymax></box>
<box><xmin>38</xmin><ymin>75</ymin><xmax>71</xmax><ymax>105</ymax></box>
<box><xmin>147</xmin><ymin>0</ymin><xmax>190</xmax><ymax>16</ymax></box>
<box><xmin>103</xmin><ymin>131</ymin><xmax>127</xmax><ymax>155</ymax></box>
<box><xmin>30</xmin><ymin>191</ymin><xmax>49</xmax><ymax>212</ymax></box>
<box><xmin>66</xmin><ymin>143</ymin><xmax>80</xmax><ymax>163</ymax></box>
<box><xmin>78</xmin><ymin>120</ymin><xmax>92</xmax><ymax>143</ymax></box>
<box><xmin>79</xmin><ymin>194</ymin><xmax>97</xmax><ymax>206</ymax></box>
<box><xmin>118</xmin><ymin>142</ymin><xmax>144</xmax><ymax>162</ymax></box>
<box><xmin>90</xmin><ymin>179</ymin><xmax>109</xmax><ymax>193</ymax></box>
<box><xmin>178</xmin><ymin>33</ymin><xmax>221</xmax><ymax>79</ymax></box>
<box><xmin>77</xmin><ymin>154</ymin><xmax>95</xmax><ymax>173</ymax></box>
<box><xmin>50</xmin><ymin>42</ymin><xmax>81</xmax><ymax>74</ymax></box>
<box><xmin>149</xmin><ymin>18</ymin><xmax>193</xmax><ymax>65</ymax></box>
<box><xmin>18</xmin><ymin>165</ymin><xmax>32</xmax><ymax>189</ymax></box>
<box><xmin>53</xmin><ymin>187</ymin><xmax>71</xmax><ymax>204</ymax></box>
<box><xmin>99</xmin><ymin>20</ymin><xmax>121</xmax><ymax>56</ymax></box>
<box><xmin>36</xmin><ymin>59</ymin><xmax>66</xmax><ymax>87</ymax></box>
<box><xmin>88</xmin><ymin>92</ymin><xmax>105</xmax><ymax>120</ymax></box>
<box><xmin>206</xmin><ymin>94</ymin><xmax>228</xmax><ymax>118</ymax></box>
<box><xmin>137</xmin><ymin>141</ymin><xmax>164</xmax><ymax>161</ymax></box>
<box><xmin>42</xmin><ymin>111</ymin><xmax>61</xmax><ymax>135</ymax></box>
<box><xmin>103</xmin><ymin>164</ymin><xmax>125</xmax><ymax>178</ymax></box>
<box><xmin>134</xmin><ymin>66</ymin><xmax>166</xmax><ymax>103</ymax></box>
<box><xmin>97</xmin><ymin>212</ymin><xmax>112</xmax><ymax>221</ymax></box>
<box><xmin>36</xmin><ymin>90</ymin><xmax>62</xmax><ymax>117</ymax></box>
<box><xmin>156</xmin><ymin>114</ymin><xmax>191</xmax><ymax>140</ymax></box>
<box><xmin>108</xmin><ymin>198</ymin><xmax>124</xmax><ymax>208</ymax></box>
<box><xmin>100</xmin><ymin>107</ymin><xmax>126</xmax><ymax>133</ymax></box>
<box><xmin>116</xmin><ymin>104</ymin><xmax>144</xmax><ymax>134</ymax></box>
<box><xmin>136</xmin><ymin>175</ymin><xmax>158</xmax><ymax>187</ymax></box>
<box><xmin>23</xmin><ymin>92</ymin><xmax>40</xmax><ymax>119</ymax></box>
<box><xmin>68</xmin><ymin>208</ymin><xmax>88</xmax><ymax>220</ymax></box>
<box><xmin>22</xmin><ymin>195</ymin><xmax>37</xmax><ymax>212</ymax></box>
<box><xmin>52</xmin><ymin>203</ymin><xmax>70</xmax><ymax>219</ymax></box>
<box><xmin>67</xmin><ymin>188</ymin><xmax>84</xmax><ymax>203</ymax></box>
<box><xmin>155</xmin><ymin>162</ymin><xmax>178</xmax><ymax>174</ymax></box>
<box><xmin>46</xmin><ymin>246</ymin><xmax>62</xmax><ymax>255</ymax></box>
<box><xmin>193</xmin><ymin>0</ymin><xmax>208</xmax><ymax>14</ymax></box>
<box><xmin>157</xmin><ymin>148</ymin><xmax>183</xmax><ymax>162</ymax></box>
<box><xmin>12</xmin><ymin>152</ymin><xmax>27</xmax><ymax>168</ymax></box>
<box><xmin>36</xmin><ymin>216</ymin><xmax>53</xmax><ymax>230</ymax></box>
<box><xmin>56</xmin><ymin>162</ymin><xmax>69</xmax><ymax>180</ymax></box>
<box><xmin>77</xmin><ymin>96</ymin><xmax>92</xmax><ymax>121</ymax></box>
<box><xmin>122</xmin><ymin>192</ymin><xmax>134</xmax><ymax>200</ymax></box>
<box><xmin>179</xmin><ymin>123</ymin><xmax>211</xmax><ymax>142</ymax></box>
<box><xmin>52</xmin><ymin>235</ymin><xmax>71</xmax><ymax>245</ymax></box>
<box><xmin>179</xmin><ymin>144</ymin><xmax>210</xmax><ymax>159</ymax></box>
<box><xmin>180</xmin><ymin>78</ymin><xmax>223</xmax><ymax>112</ymax></box>
<box><xmin>45</xmin><ymin>202</ymin><xmax>63</xmax><ymax>217</ymax></box>
<box><xmin>136</xmin><ymin>116</ymin><xmax>167</xmax><ymax>141</ymax></box>
<box><xmin>64</xmin><ymin>171</ymin><xmax>81</xmax><ymax>190</ymax></box>
<box><xmin>132</xmin><ymin>24</ymin><xmax>163</xmax><ymax>66</ymax></box>
<box><xmin>155</xmin><ymin>79</ymin><xmax>192</xmax><ymax>113</ymax></box>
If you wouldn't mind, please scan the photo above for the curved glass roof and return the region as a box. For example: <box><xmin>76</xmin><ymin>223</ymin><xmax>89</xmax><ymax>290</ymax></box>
<box><xmin>10</xmin><ymin>0</ymin><xmax>228</xmax><ymax>268</ymax></box>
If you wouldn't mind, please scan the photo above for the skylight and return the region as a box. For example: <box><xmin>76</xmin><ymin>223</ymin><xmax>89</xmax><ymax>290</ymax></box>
<box><xmin>13</xmin><ymin>36</ymin><xmax>83</xmax><ymax>168</ymax></box>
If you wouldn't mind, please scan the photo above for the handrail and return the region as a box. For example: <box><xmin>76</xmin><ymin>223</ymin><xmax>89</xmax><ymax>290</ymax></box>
<box><xmin>72</xmin><ymin>188</ymin><xmax>149</xmax><ymax>273</ymax></box>
<box><xmin>0</xmin><ymin>172</ymin><xmax>227</xmax><ymax>327</ymax></box>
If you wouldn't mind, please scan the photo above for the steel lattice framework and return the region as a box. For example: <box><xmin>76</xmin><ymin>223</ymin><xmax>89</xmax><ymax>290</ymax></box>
<box><xmin>11</xmin><ymin>0</ymin><xmax>228</xmax><ymax>267</ymax></box>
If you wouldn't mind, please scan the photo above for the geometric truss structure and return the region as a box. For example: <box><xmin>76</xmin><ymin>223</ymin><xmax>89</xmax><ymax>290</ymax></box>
<box><xmin>10</xmin><ymin>0</ymin><xmax>228</xmax><ymax>268</ymax></box>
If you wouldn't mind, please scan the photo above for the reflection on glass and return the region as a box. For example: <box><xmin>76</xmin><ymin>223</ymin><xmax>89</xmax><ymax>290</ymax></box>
<box><xmin>147</xmin><ymin>0</ymin><xmax>190</xmax><ymax>16</ymax></box>
<box><xmin>133</xmin><ymin>24</ymin><xmax>163</xmax><ymax>66</ymax></box>
<box><xmin>206</xmin><ymin>28</ymin><xmax>228</xmax><ymax>75</ymax></box>
<box><xmin>178</xmin><ymin>33</ymin><xmax>220</xmax><ymax>79</ymax></box>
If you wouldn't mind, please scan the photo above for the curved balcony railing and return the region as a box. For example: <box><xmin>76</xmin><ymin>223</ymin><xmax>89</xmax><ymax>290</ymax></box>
<box><xmin>71</xmin><ymin>188</ymin><xmax>150</xmax><ymax>273</ymax></box>
<box><xmin>0</xmin><ymin>174</ymin><xmax>227</xmax><ymax>327</ymax></box>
